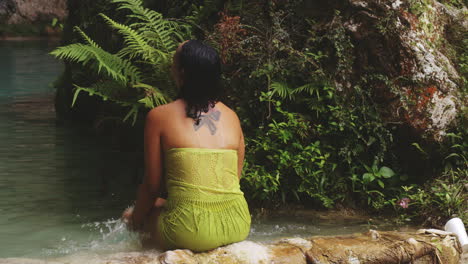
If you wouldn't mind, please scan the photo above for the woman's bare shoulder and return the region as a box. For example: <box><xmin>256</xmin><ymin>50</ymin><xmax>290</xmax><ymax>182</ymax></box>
<box><xmin>147</xmin><ymin>100</ymin><xmax>183</xmax><ymax>120</ymax></box>
<box><xmin>216</xmin><ymin>102</ymin><xmax>242</xmax><ymax>129</ymax></box>
<box><xmin>217</xmin><ymin>102</ymin><xmax>239</xmax><ymax>119</ymax></box>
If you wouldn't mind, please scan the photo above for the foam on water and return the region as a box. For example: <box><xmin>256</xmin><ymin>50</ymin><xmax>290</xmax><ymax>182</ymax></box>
<box><xmin>50</xmin><ymin>219</ymin><xmax>165</xmax><ymax>264</ymax></box>
<box><xmin>224</xmin><ymin>241</ymin><xmax>270</xmax><ymax>264</ymax></box>
<box><xmin>42</xmin><ymin>218</ymin><xmax>142</xmax><ymax>258</ymax></box>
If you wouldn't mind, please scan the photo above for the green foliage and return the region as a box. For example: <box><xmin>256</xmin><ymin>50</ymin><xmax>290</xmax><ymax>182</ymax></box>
<box><xmin>442</xmin><ymin>132</ymin><xmax>468</xmax><ymax>171</ymax></box>
<box><xmin>52</xmin><ymin>28</ymin><xmax>142</xmax><ymax>84</ymax></box>
<box><xmin>242</xmin><ymin>93</ymin><xmax>342</xmax><ymax>207</ymax></box>
<box><xmin>270</xmin><ymin>82</ymin><xmax>323</xmax><ymax>101</ymax></box>
<box><xmin>227</xmin><ymin>5</ymin><xmax>396</xmax><ymax>209</ymax></box>
<box><xmin>350</xmin><ymin>160</ymin><xmax>397</xmax><ymax>208</ymax></box>
<box><xmin>395</xmin><ymin>170</ymin><xmax>467</xmax><ymax>226</ymax></box>
<box><xmin>439</xmin><ymin>0</ymin><xmax>466</xmax><ymax>9</ymax></box>
<box><xmin>57</xmin><ymin>0</ymin><xmax>467</xmax><ymax>222</ymax></box>
<box><xmin>51</xmin><ymin>0</ymin><xmax>190</xmax><ymax>123</ymax></box>
<box><xmin>408</xmin><ymin>0</ymin><xmax>432</xmax><ymax>16</ymax></box>
<box><xmin>391</xmin><ymin>129</ymin><xmax>468</xmax><ymax>225</ymax></box>
<box><xmin>51</xmin><ymin>18</ymin><xmax>64</xmax><ymax>30</ymax></box>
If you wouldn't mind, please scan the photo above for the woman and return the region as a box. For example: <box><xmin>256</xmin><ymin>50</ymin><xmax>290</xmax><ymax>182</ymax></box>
<box><xmin>122</xmin><ymin>40</ymin><xmax>251</xmax><ymax>252</ymax></box>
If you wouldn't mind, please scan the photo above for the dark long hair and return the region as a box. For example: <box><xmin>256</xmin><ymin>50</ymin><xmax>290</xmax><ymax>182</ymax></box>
<box><xmin>176</xmin><ymin>40</ymin><xmax>223</xmax><ymax>124</ymax></box>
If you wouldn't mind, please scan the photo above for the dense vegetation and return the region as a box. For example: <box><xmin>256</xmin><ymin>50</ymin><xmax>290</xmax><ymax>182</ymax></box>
<box><xmin>53</xmin><ymin>0</ymin><xmax>466</xmax><ymax>227</ymax></box>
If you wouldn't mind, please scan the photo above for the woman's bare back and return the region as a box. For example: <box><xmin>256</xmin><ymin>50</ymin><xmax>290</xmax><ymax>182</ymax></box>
<box><xmin>156</xmin><ymin>99</ymin><xmax>243</xmax><ymax>151</ymax></box>
<box><xmin>149</xmin><ymin>99</ymin><xmax>245</xmax><ymax>179</ymax></box>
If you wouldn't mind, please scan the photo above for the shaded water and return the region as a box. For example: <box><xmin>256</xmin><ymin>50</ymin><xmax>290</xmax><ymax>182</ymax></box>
<box><xmin>0</xmin><ymin>40</ymin><xmax>138</xmax><ymax>258</ymax></box>
<box><xmin>0</xmin><ymin>41</ymin><xmax>412</xmax><ymax>260</ymax></box>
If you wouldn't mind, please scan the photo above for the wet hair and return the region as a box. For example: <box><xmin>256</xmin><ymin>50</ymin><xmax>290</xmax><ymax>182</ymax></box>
<box><xmin>176</xmin><ymin>40</ymin><xmax>222</xmax><ymax>124</ymax></box>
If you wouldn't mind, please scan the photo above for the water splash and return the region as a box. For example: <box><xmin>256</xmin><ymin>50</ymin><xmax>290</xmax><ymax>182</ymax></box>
<box><xmin>42</xmin><ymin>218</ymin><xmax>141</xmax><ymax>258</ymax></box>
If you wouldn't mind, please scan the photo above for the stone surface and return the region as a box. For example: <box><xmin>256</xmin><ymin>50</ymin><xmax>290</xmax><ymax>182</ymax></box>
<box><xmin>0</xmin><ymin>230</ymin><xmax>463</xmax><ymax>264</ymax></box>
<box><xmin>0</xmin><ymin>0</ymin><xmax>16</xmax><ymax>23</ymax></box>
<box><xmin>0</xmin><ymin>0</ymin><xmax>67</xmax><ymax>24</ymax></box>
<box><xmin>306</xmin><ymin>230</ymin><xmax>461</xmax><ymax>264</ymax></box>
<box><xmin>334</xmin><ymin>0</ymin><xmax>466</xmax><ymax>141</ymax></box>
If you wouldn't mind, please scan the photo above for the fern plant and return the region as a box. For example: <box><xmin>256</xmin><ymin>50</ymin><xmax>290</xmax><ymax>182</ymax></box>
<box><xmin>51</xmin><ymin>0</ymin><xmax>190</xmax><ymax>124</ymax></box>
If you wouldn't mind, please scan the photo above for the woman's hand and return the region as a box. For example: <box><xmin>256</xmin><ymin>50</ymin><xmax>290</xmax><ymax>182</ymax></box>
<box><xmin>122</xmin><ymin>206</ymin><xmax>134</xmax><ymax>230</ymax></box>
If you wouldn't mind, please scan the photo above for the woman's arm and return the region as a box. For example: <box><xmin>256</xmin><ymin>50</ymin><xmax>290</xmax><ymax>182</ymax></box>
<box><xmin>131</xmin><ymin>108</ymin><xmax>164</xmax><ymax>230</ymax></box>
<box><xmin>237</xmin><ymin>130</ymin><xmax>245</xmax><ymax>180</ymax></box>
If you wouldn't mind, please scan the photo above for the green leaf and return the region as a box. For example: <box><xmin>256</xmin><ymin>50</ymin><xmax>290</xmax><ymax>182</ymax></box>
<box><xmin>51</xmin><ymin>18</ymin><xmax>58</xmax><ymax>27</ymax></box>
<box><xmin>377</xmin><ymin>180</ymin><xmax>385</xmax><ymax>188</ymax></box>
<box><xmin>411</xmin><ymin>143</ymin><xmax>428</xmax><ymax>156</ymax></box>
<box><xmin>71</xmin><ymin>86</ymin><xmax>83</xmax><ymax>107</ymax></box>
<box><xmin>445</xmin><ymin>153</ymin><xmax>460</xmax><ymax>159</ymax></box>
<box><xmin>367</xmin><ymin>190</ymin><xmax>384</xmax><ymax>196</ymax></box>
<box><xmin>138</xmin><ymin>97</ymin><xmax>154</xmax><ymax>108</ymax></box>
<box><xmin>270</xmin><ymin>82</ymin><xmax>294</xmax><ymax>100</ymax></box>
<box><xmin>50</xmin><ymin>42</ymin><xmax>140</xmax><ymax>84</ymax></box>
<box><xmin>123</xmin><ymin>106</ymin><xmax>139</xmax><ymax>125</ymax></box>
<box><xmin>379</xmin><ymin>166</ymin><xmax>395</xmax><ymax>178</ymax></box>
<box><xmin>436</xmin><ymin>244</ymin><xmax>443</xmax><ymax>253</ymax></box>
<box><xmin>363</xmin><ymin>173</ymin><xmax>375</xmax><ymax>184</ymax></box>
<box><xmin>363</xmin><ymin>164</ymin><xmax>371</xmax><ymax>172</ymax></box>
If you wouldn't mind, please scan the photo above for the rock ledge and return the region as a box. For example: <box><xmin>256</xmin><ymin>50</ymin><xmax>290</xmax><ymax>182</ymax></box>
<box><xmin>1</xmin><ymin>229</ymin><xmax>464</xmax><ymax>264</ymax></box>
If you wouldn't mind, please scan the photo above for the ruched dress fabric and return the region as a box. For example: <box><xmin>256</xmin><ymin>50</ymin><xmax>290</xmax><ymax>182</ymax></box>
<box><xmin>157</xmin><ymin>148</ymin><xmax>251</xmax><ymax>252</ymax></box>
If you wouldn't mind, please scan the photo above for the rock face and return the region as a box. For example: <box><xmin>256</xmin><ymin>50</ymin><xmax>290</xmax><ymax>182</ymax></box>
<box><xmin>331</xmin><ymin>0</ymin><xmax>466</xmax><ymax>141</ymax></box>
<box><xmin>0</xmin><ymin>230</ymin><xmax>463</xmax><ymax>264</ymax></box>
<box><xmin>0</xmin><ymin>0</ymin><xmax>67</xmax><ymax>24</ymax></box>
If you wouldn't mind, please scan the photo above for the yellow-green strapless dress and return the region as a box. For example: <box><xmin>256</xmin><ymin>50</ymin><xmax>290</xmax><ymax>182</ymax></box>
<box><xmin>157</xmin><ymin>148</ymin><xmax>251</xmax><ymax>251</ymax></box>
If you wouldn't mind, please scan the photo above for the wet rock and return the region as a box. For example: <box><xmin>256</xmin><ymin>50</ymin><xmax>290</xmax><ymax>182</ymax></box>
<box><xmin>159</xmin><ymin>250</ymin><xmax>195</xmax><ymax>264</ymax></box>
<box><xmin>306</xmin><ymin>230</ymin><xmax>461</xmax><ymax>264</ymax></box>
<box><xmin>0</xmin><ymin>259</ymin><xmax>62</xmax><ymax>264</ymax></box>
<box><xmin>0</xmin><ymin>0</ymin><xmax>16</xmax><ymax>23</ymax></box>
<box><xmin>0</xmin><ymin>230</ymin><xmax>462</xmax><ymax>264</ymax></box>
<box><xmin>369</xmin><ymin>229</ymin><xmax>381</xmax><ymax>240</ymax></box>
<box><xmin>0</xmin><ymin>0</ymin><xmax>67</xmax><ymax>24</ymax></box>
<box><xmin>330</xmin><ymin>0</ymin><xmax>466</xmax><ymax>141</ymax></box>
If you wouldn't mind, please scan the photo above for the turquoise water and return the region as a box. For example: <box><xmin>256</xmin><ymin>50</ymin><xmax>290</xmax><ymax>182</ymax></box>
<box><xmin>0</xmin><ymin>40</ymin><xmax>140</xmax><ymax>258</ymax></box>
<box><xmin>0</xmin><ymin>40</ymin><xmax>410</xmax><ymax>260</ymax></box>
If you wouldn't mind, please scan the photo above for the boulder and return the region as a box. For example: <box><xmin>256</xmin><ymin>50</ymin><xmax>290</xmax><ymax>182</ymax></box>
<box><xmin>0</xmin><ymin>229</ymin><xmax>463</xmax><ymax>264</ymax></box>
<box><xmin>0</xmin><ymin>0</ymin><xmax>67</xmax><ymax>24</ymax></box>
<box><xmin>0</xmin><ymin>0</ymin><xmax>16</xmax><ymax>23</ymax></box>
<box><xmin>330</xmin><ymin>0</ymin><xmax>466</xmax><ymax>141</ymax></box>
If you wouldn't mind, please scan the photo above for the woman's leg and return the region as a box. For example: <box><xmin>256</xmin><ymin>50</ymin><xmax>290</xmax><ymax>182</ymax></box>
<box><xmin>140</xmin><ymin>197</ymin><xmax>166</xmax><ymax>249</ymax></box>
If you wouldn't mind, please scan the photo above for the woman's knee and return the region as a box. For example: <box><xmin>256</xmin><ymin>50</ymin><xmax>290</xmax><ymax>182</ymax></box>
<box><xmin>154</xmin><ymin>197</ymin><xmax>167</xmax><ymax>208</ymax></box>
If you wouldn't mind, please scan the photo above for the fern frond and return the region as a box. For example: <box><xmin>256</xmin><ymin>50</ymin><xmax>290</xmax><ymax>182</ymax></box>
<box><xmin>291</xmin><ymin>83</ymin><xmax>320</xmax><ymax>99</ymax></box>
<box><xmin>133</xmin><ymin>83</ymin><xmax>169</xmax><ymax>108</ymax></box>
<box><xmin>111</xmin><ymin>0</ymin><xmax>180</xmax><ymax>52</ymax></box>
<box><xmin>51</xmin><ymin>43</ymin><xmax>94</xmax><ymax>65</ymax></box>
<box><xmin>89</xmin><ymin>80</ymin><xmax>129</xmax><ymax>100</ymax></box>
<box><xmin>271</xmin><ymin>82</ymin><xmax>295</xmax><ymax>100</ymax></box>
<box><xmin>52</xmin><ymin>0</ymin><xmax>189</xmax><ymax>125</ymax></box>
<box><xmin>73</xmin><ymin>84</ymin><xmax>141</xmax><ymax>125</ymax></box>
<box><xmin>51</xmin><ymin>44</ymin><xmax>141</xmax><ymax>84</ymax></box>
<box><xmin>100</xmin><ymin>13</ymin><xmax>160</xmax><ymax>63</ymax></box>
<box><xmin>72</xmin><ymin>84</ymin><xmax>135</xmax><ymax>107</ymax></box>
<box><xmin>123</xmin><ymin>105</ymin><xmax>139</xmax><ymax>125</ymax></box>
<box><xmin>74</xmin><ymin>26</ymin><xmax>100</xmax><ymax>48</ymax></box>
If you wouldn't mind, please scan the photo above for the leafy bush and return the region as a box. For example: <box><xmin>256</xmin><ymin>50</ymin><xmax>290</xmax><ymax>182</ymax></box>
<box><xmin>51</xmin><ymin>0</ymin><xmax>190</xmax><ymax>123</ymax></box>
<box><xmin>222</xmin><ymin>7</ymin><xmax>397</xmax><ymax>209</ymax></box>
<box><xmin>56</xmin><ymin>0</ymin><xmax>467</xmax><ymax>221</ymax></box>
<box><xmin>242</xmin><ymin>93</ymin><xmax>342</xmax><ymax>207</ymax></box>
<box><xmin>391</xmin><ymin>130</ymin><xmax>467</xmax><ymax>226</ymax></box>
<box><xmin>350</xmin><ymin>161</ymin><xmax>397</xmax><ymax>207</ymax></box>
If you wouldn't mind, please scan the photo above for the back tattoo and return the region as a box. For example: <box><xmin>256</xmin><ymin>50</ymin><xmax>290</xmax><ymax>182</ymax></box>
<box><xmin>194</xmin><ymin>110</ymin><xmax>221</xmax><ymax>135</ymax></box>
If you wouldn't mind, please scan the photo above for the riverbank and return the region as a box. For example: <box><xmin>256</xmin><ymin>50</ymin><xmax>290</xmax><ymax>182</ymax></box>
<box><xmin>0</xmin><ymin>36</ymin><xmax>61</xmax><ymax>41</ymax></box>
<box><xmin>0</xmin><ymin>229</ymin><xmax>464</xmax><ymax>264</ymax></box>
<box><xmin>0</xmin><ymin>24</ymin><xmax>62</xmax><ymax>40</ymax></box>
